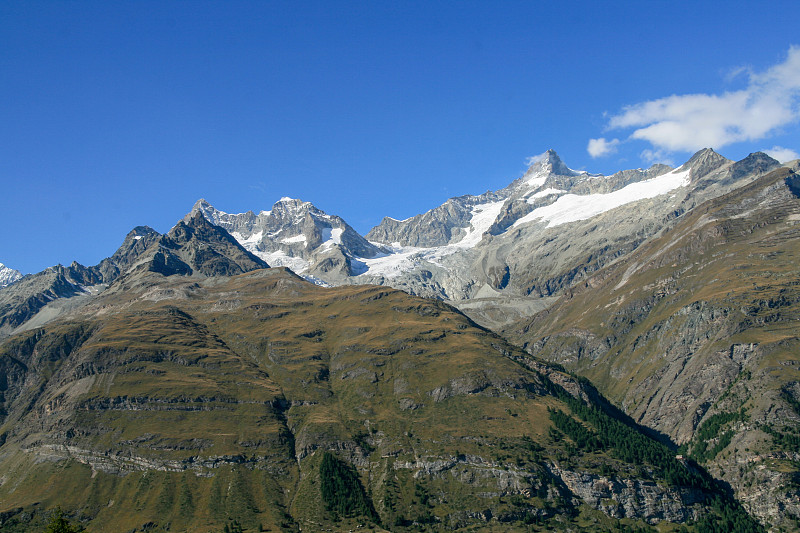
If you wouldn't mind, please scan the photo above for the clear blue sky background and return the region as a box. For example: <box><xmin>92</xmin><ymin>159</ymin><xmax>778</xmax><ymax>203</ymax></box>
<box><xmin>2</xmin><ymin>1</ymin><xmax>799</xmax><ymax>274</ymax></box>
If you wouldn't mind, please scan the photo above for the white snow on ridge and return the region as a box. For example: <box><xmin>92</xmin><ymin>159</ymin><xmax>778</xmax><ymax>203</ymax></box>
<box><xmin>526</xmin><ymin>188</ymin><xmax>565</xmax><ymax>203</ymax></box>
<box><xmin>513</xmin><ymin>168</ymin><xmax>691</xmax><ymax>229</ymax></box>
<box><xmin>0</xmin><ymin>262</ymin><xmax>23</xmax><ymax>287</ymax></box>
<box><xmin>357</xmin><ymin>200</ymin><xmax>506</xmax><ymax>278</ymax></box>
<box><xmin>257</xmin><ymin>249</ymin><xmax>311</xmax><ymax>274</ymax></box>
<box><xmin>524</xmin><ymin>172</ymin><xmax>548</xmax><ymax>189</ymax></box>
<box><xmin>357</xmin><ymin>245</ymin><xmax>426</xmax><ymax>279</ymax></box>
<box><xmin>232</xmin><ymin>230</ymin><xmax>263</xmax><ymax>245</ymax></box>
<box><xmin>282</xmin><ymin>234</ymin><xmax>307</xmax><ymax>244</ymax></box>
<box><xmin>454</xmin><ymin>200</ymin><xmax>505</xmax><ymax>248</ymax></box>
<box><xmin>319</xmin><ymin>227</ymin><xmax>344</xmax><ymax>245</ymax></box>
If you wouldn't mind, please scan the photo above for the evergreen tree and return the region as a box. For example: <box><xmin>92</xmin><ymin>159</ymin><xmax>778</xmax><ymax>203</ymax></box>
<box><xmin>319</xmin><ymin>452</ymin><xmax>379</xmax><ymax>522</ymax></box>
<box><xmin>44</xmin><ymin>508</ymin><xmax>81</xmax><ymax>533</ymax></box>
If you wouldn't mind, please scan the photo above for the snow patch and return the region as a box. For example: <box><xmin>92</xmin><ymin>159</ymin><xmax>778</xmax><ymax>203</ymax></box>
<box><xmin>453</xmin><ymin>200</ymin><xmax>505</xmax><ymax>248</ymax></box>
<box><xmin>526</xmin><ymin>188</ymin><xmax>565</xmax><ymax>203</ymax></box>
<box><xmin>232</xmin><ymin>231</ymin><xmax>263</xmax><ymax>245</ymax></box>
<box><xmin>256</xmin><ymin>250</ymin><xmax>310</xmax><ymax>274</ymax></box>
<box><xmin>512</xmin><ymin>168</ymin><xmax>691</xmax><ymax>229</ymax></box>
<box><xmin>358</xmin><ymin>245</ymin><xmax>426</xmax><ymax>279</ymax></box>
<box><xmin>282</xmin><ymin>234</ymin><xmax>307</xmax><ymax>244</ymax></box>
<box><xmin>357</xmin><ymin>200</ymin><xmax>504</xmax><ymax>278</ymax></box>
<box><xmin>524</xmin><ymin>172</ymin><xmax>547</xmax><ymax>189</ymax></box>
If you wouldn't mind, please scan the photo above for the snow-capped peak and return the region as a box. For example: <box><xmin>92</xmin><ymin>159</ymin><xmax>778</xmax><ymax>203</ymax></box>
<box><xmin>0</xmin><ymin>262</ymin><xmax>23</xmax><ymax>287</ymax></box>
<box><xmin>525</xmin><ymin>149</ymin><xmax>580</xmax><ymax>178</ymax></box>
<box><xmin>503</xmin><ymin>149</ymin><xmax>586</xmax><ymax>194</ymax></box>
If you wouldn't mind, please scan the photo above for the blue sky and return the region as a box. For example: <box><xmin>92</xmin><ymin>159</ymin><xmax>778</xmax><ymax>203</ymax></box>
<box><xmin>2</xmin><ymin>1</ymin><xmax>799</xmax><ymax>275</ymax></box>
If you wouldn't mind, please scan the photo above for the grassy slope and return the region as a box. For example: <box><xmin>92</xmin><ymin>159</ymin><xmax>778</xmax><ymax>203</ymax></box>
<box><xmin>0</xmin><ymin>268</ymin><xmax>733</xmax><ymax>531</ymax></box>
<box><xmin>505</xmin><ymin>166</ymin><xmax>800</xmax><ymax>527</ymax></box>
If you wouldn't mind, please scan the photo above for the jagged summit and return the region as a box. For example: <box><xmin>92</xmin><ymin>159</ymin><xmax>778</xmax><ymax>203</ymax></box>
<box><xmin>0</xmin><ymin>147</ymin><xmax>795</xmax><ymax>530</ymax></box>
<box><xmin>185</xmin><ymin>198</ymin><xmax>384</xmax><ymax>282</ymax></box>
<box><xmin>678</xmin><ymin>148</ymin><xmax>731</xmax><ymax>181</ymax></box>
<box><xmin>149</xmin><ymin>210</ymin><xmax>269</xmax><ymax>277</ymax></box>
<box><xmin>2</xmin><ymin>149</ymin><xmax>790</xmax><ymax>338</ymax></box>
<box><xmin>0</xmin><ymin>263</ymin><xmax>22</xmax><ymax>288</ymax></box>
<box><xmin>525</xmin><ymin>149</ymin><xmax>580</xmax><ymax>178</ymax></box>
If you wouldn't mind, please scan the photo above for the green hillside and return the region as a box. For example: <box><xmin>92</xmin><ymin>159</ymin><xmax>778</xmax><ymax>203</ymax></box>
<box><xmin>0</xmin><ymin>267</ymin><xmax>746</xmax><ymax>531</ymax></box>
<box><xmin>506</xmin><ymin>165</ymin><xmax>800</xmax><ymax>529</ymax></box>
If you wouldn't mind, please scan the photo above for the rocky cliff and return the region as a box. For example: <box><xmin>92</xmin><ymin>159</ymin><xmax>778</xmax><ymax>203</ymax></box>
<box><xmin>506</xmin><ymin>164</ymin><xmax>800</xmax><ymax>530</ymax></box>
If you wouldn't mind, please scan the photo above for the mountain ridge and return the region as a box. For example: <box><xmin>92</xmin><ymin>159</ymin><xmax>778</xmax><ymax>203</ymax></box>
<box><xmin>0</xmin><ymin>264</ymin><xmax>753</xmax><ymax>531</ymax></box>
<box><xmin>503</xmin><ymin>162</ymin><xmax>800</xmax><ymax>528</ymax></box>
<box><xmin>0</xmin><ymin>148</ymin><xmax>795</xmax><ymax>530</ymax></box>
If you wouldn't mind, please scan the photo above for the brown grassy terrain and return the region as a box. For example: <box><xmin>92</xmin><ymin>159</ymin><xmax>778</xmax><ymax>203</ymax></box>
<box><xmin>0</xmin><ymin>265</ymin><xmax>738</xmax><ymax>531</ymax></box>
<box><xmin>505</xmin><ymin>166</ymin><xmax>800</xmax><ymax>528</ymax></box>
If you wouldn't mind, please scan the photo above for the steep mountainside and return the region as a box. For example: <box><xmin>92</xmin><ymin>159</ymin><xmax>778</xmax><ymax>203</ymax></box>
<box><xmin>361</xmin><ymin>150</ymin><xmax>779</xmax><ymax>330</ymax></box>
<box><xmin>505</xmin><ymin>164</ymin><xmax>800</xmax><ymax>529</ymax></box>
<box><xmin>195</xmin><ymin>150</ymin><xmax>780</xmax><ymax>333</ymax></box>
<box><xmin>129</xmin><ymin>211</ymin><xmax>269</xmax><ymax>279</ymax></box>
<box><xmin>0</xmin><ymin>264</ymin><xmax>753</xmax><ymax>531</ymax></box>
<box><xmin>0</xmin><ymin>148</ymin><xmax>793</xmax><ymax>531</ymax></box>
<box><xmin>0</xmin><ymin>214</ymin><xmax>270</xmax><ymax>342</ymax></box>
<box><xmin>0</xmin><ymin>226</ymin><xmax>160</xmax><ymax>338</ymax></box>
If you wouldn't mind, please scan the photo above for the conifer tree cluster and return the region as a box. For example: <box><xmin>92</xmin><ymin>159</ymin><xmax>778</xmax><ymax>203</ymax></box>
<box><xmin>319</xmin><ymin>451</ymin><xmax>379</xmax><ymax>522</ymax></box>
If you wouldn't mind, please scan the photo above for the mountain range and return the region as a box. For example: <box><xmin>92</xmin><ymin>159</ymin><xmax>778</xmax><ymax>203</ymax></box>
<box><xmin>0</xmin><ymin>148</ymin><xmax>797</xmax><ymax>531</ymax></box>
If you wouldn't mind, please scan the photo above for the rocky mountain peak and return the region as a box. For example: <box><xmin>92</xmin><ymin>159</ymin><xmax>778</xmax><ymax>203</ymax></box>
<box><xmin>170</xmin><ymin>210</ymin><xmax>236</xmax><ymax>244</ymax></box>
<box><xmin>182</xmin><ymin>197</ymin><xmax>384</xmax><ymax>282</ymax></box>
<box><xmin>524</xmin><ymin>149</ymin><xmax>579</xmax><ymax>178</ymax></box>
<box><xmin>681</xmin><ymin>148</ymin><xmax>732</xmax><ymax>180</ymax></box>
<box><xmin>191</xmin><ymin>198</ymin><xmax>212</xmax><ymax>211</ymax></box>
<box><xmin>731</xmin><ymin>151</ymin><xmax>780</xmax><ymax>176</ymax></box>
<box><xmin>128</xmin><ymin>210</ymin><xmax>270</xmax><ymax>279</ymax></box>
<box><xmin>124</xmin><ymin>225</ymin><xmax>159</xmax><ymax>242</ymax></box>
<box><xmin>0</xmin><ymin>263</ymin><xmax>22</xmax><ymax>288</ymax></box>
<box><xmin>269</xmin><ymin>197</ymin><xmax>317</xmax><ymax>221</ymax></box>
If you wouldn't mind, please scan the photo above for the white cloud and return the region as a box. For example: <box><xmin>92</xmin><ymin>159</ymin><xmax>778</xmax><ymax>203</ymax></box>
<box><xmin>587</xmin><ymin>137</ymin><xmax>620</xmax><ymax>158</ymax></box>
<box><xmin>525</xmin><ymin>154</ymin><xmax>545</xmax><ymax>166</ymax></box>
<box><xmin>764</xmin><ymin>145</ymin><xmax>800</xmax><ymax>163</ymax></box>
<box><xmin>640</xmin><ymin>149</ymin><xmax>674</xmax><ymax>167</ymax></box>
<box><xmin>603</xmin><ymin>46</ymin><xmax>800</xmax><ymax>154</ymax></box>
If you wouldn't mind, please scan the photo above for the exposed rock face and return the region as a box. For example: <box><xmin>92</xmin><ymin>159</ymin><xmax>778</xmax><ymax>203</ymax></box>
<box><xmin>507</xmin><ymin>165</ymin><xmax>800</xmax><ymax>529</ymax></box>
<box><xmin>355</xmin><ymin>149</ymin><xmax>778</xmax><ymax>332</ymax></box>
<box><xmin>189</xmin><ymin>197</ymin><xmax>384</xmax><ymax>282</ymax></box>
<box><xmin>549</xmin><ymin>465</ymin><xmax>705</xmax><ymax>524</ymax></box>
<box><xmin>91</xmin><ymin>226</ymin><xmax>161</xmax><ymax>280</ymax></box>
<box><xmin>0</xmin><ymin>213</ymin><xmax>271</xmax><ymax>339</ymax></box>
<box><xmin>150</xmin><ymin>211</ymin><xmax>268</xmax><ymax>277</ymax></box>
<box><xmin>367</xmin><ymin>191</ymin><xmax>502</xmax><ymax>248</ymax></box>
<box><xmin>0</xmin><ymin>226</ymin><xmax>161</xmax><ymax>338</ymax></box>
<box><xmin>0</xmin><ymin>264</ymin><xmax>22</xmax><ymax>288</ymax></box>
<box><xmin>174</xmin><ymin>150</ymin><xmax>781</xmax><ymax>335</ymax></box>
<box><xmin>0</xmin><ymin>266</ymin><xmax>92</xmax><ymax>335</ymax></box>
<box><xmin>0</xmin><ymin>148</ymin><xmax>793</xmax><ymax>530</ymax></box>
